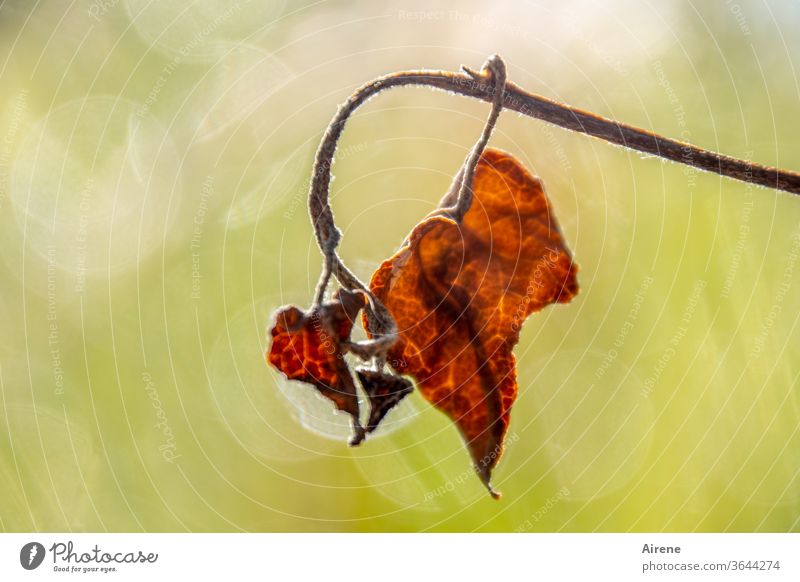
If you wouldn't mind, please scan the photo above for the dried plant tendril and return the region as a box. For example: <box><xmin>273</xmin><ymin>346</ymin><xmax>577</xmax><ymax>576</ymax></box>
<box><xmin>268</xmin><ymin>56</ymin><xmax>507</xmax><ymax>459</ymax></box>
<box><xmin>267</xmin><ymin>52</ymin><xmax>800</xmax><ymax>498</ymax></box>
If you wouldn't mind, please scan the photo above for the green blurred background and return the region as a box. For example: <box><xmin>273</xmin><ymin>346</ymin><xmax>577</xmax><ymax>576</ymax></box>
<box><xmin>1</xmin><ymin>0</ymin><xmax>799</xmax><ymax>532</ymax></box>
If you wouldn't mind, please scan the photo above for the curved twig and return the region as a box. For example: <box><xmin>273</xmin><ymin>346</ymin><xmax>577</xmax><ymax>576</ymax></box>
<box><xmin>308</xmin><ymin>53</ymin><xmax>800</xmax><ymax>332</ymax></box>
<box><xmin>447</xmin><ymin>54</ymin><xmax>507</xmax><ymax>221</ymax></box>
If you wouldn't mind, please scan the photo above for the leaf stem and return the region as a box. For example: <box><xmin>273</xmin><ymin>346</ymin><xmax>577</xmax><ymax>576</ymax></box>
<box><xmin>448</xmin><ymin>54</ymin><xmax>507</xmax><ymax>221</ymax></box>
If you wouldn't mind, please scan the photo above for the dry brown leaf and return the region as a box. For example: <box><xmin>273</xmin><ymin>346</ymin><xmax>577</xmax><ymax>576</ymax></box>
<box><xmin>267</xmin><ymin>288</ymin><xmax>368</xmax><ymax>444</ymax></box>
<box><xmin>368</xmin><ymin>148</ymin><xmax>579</xmax><ymax>497</ymax></box>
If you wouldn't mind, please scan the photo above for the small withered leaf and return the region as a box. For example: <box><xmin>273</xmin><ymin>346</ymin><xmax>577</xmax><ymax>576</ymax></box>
<box><xmin>356</xmin><ymin>368</ymin><xmax>414</xmax><ymax>433</ymax></box>
<box><xmin>368</xmin><ymin>148</ymin><xmax>579</xmax><ymax>497</ymax></box>
<box><xmin>267</xmin><ymin>288</ymin><xmax>368</xmax><ymax>445</ymax></box>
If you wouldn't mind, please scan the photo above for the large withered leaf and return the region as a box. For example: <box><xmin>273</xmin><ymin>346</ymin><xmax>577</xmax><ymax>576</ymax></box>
<box><xmin>267</xmin><ymin>288</ymin><xmax>368</xmax><ymax>444</ymax></box>
<box><xmin>368</xmin><ymin>148</ymin><xmax>579</xmax><ymax>497</ymax></box>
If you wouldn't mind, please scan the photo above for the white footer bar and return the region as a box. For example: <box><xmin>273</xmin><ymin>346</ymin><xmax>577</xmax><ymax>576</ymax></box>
<box><xmin>1</xmin><ymin>533</ymin><xmax>797</xmax><ymax>581</ymax></box>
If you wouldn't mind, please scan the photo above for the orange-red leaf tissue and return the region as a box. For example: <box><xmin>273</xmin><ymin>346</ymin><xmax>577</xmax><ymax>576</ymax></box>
<box><xmin>368</xmin><ymin>148</ymin><xmax>578</xmax><ymax>497</ymax></box>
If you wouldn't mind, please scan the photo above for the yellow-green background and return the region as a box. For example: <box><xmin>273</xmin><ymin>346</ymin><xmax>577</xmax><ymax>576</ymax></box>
<box><xmin>1</xmin><ymin>0</ymin><xmax>799</xmax><ymax>532</ymax></box>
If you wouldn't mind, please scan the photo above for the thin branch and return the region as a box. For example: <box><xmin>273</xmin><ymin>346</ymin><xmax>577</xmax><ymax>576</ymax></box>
<box><xmin>309</xmin><ymin>58</ymin><xmax>800</xmax><ymax>264</ymax></box>
<box><xmin>307</xmin><ymin>54</ymin><xmax>800</xmax><ymax>346</ymax></box>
